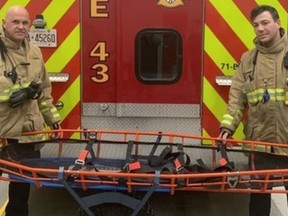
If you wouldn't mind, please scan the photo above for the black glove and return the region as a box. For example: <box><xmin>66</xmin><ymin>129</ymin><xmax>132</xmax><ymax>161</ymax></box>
<box><xmin>8</xmin><ymin>81</ymin><xmax>42</xmax><ymax>108</ymax></box>
<box><xmin>5</xmin><ymin>68</ymin><xmax>18</xmax><ymax>84</ymax></box>
<box><xmin>50</xmin><ymin>123</ymin><xmax>61</xmax><ymax>139</ymax></box>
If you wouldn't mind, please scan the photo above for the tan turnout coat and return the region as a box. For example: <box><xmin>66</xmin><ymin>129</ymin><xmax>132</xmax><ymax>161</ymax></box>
<box><xmin>220</xmin><ymin>29</ymin><xmax>288</xmax><ymax>154</ymax></box>
<box><xmin>0</xmin><ymin>29</ymin><xmax>60</xmax><ymax>139</ymax></box>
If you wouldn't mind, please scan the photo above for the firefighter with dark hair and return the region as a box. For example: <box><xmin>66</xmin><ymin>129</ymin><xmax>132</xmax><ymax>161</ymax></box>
<box><xmin>0</xmin><ymin>5</ymin><xmax>61</xmax><ymax>216</ymax></box>
<box><xmin>219</xmin><ymin>5</ymin><xmax>288</xmax><ymax>216</ymax></box>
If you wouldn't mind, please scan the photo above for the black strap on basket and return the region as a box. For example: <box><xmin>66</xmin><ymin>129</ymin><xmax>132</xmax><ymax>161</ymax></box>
<box><xmin>68</xmin><ymin>132</ymin><xmax>112</xmax><ymax>182</ymax></box>
<box><xmin>122</xmin><ymin>138</ymin><xmax>235</xmax><ymax>187</ymax></box>
<box><xmin>52</xmin><ymin>132</ymin><xmax>236</xmax><ymax>186</ymax></box>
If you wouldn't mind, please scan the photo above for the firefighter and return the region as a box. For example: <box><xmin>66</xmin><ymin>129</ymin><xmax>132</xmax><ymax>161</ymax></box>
<box><xmin>218</xmin><ymin>5</ymin><xmax>288</xmax><ymax>216</ymax></box>
<box><xmin>0</xmin><ymin>5</ymin><xmax>61</xmax><ymax>216</ymax></box>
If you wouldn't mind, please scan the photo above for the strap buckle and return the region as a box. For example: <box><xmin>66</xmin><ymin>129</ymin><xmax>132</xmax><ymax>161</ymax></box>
<box><xmin>227</xmin><ymin>172</ymin><xmax>239</xmax><ymax>188</ymax></box>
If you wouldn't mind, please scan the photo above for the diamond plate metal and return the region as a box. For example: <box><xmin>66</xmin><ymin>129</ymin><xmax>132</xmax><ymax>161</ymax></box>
<box><xmin>83</xmin><ymin>103</ymin><xmax>200</xmax><ymax>118</ymax></box>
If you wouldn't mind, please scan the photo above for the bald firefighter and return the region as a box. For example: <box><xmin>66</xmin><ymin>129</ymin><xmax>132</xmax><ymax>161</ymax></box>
<box><xmin>0</xmin><ymin>5</ymin><xmax>61</xmax><ymax>216</ymax></box>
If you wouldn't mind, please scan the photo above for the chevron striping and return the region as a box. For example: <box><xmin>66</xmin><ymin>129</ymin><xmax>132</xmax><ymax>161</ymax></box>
<box><xmin>0</xmin><ymin>0</ymin><xmax>8</xmax><ymax>9</ymax></box>
<box><xmin>0</xmin><ymin>0</ymin><xmax>29</xmax><ymax>19</ymax></box>
<box><xmin>256</xmin><ymin>0</ymin><xmax>288</xmax><ymax>30</ymax></box>
<box><xmin>202</xmin><ymin>128</ymin><xmax>212</xmax><ymax>144</ymax></box>
<box><xmin>210</xmin><ymin>0</ymin><xmax>254</xmax><ymax>49</ymax></box>
<box><xmin>206</xmin><ymin>1</ymin><xmax>248</xmax><ymax>61</ymax></box>
<box><xmin>279</xmin><ymin>0</ymin><xmax>288</xmax><ymax>11</ymax></box>
<box><xmin>203</xmin><ymin>78</ymin><xmax>226</xmax><ymax>122</ymax></box>
<box><xmin>203</xmin><ymin>77</ymin><xmax>244</xmax><ymax>139</ymax></box>
<box><xmin>41</xmin><ymin>0</ymin><xmax>76</xmax><ymax>29</ymax></box>
<box><xmin>45</xmin><ymin>24</ymin><xmax>80</xmax><ymax>73</ymax></box>
<box><xmin>233</xmin><ymin>0</ymin><xmax>257</xmax><ymax>20</ymax></box>
<box><xmin>58</xmin><ymin>76</ymin><xmax>80</xmax><ymax>122</ymax></box>
<box><xmin>204</xmin><ymin>25</ymin><xmax>236</xmax><ymax>76</ymax></box>
<box><xmin>71</xmin><ymin>127</ymin><xmax>81</xmax><ymax>139</ymax></box>
<box><xmin>202</xmin><ymin>104</ymin><xmax>222</xmax><ymax>142</ymax></box>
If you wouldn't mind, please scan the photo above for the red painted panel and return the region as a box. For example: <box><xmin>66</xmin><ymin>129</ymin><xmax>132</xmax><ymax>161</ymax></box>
<box><xmin>82</xmin><ymin>0</ymin><xmax>204</xmax><ymax>104</ymax></box>
<box><xmin>0</xmin><ymin>0</ymin><xmax>7</xmax><ymax>8</ymax></box>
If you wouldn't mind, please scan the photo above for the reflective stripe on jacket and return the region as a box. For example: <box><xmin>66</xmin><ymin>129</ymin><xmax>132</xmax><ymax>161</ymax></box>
<box><xmin>220</xmin><ymin>28</ymin><xmax>288</xmax><ymax>154</ymax></box>
<box><xmin>0</xmin><ymin>29</ymin><xmax>61</xmax><ymax>139</ymax></box>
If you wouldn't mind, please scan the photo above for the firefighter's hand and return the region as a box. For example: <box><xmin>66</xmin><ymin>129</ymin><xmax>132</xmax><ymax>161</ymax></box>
<box><xmin>50</xmin><ymin>123</ymin><xmax>62</xmax><ymax>139</ymax></box>
<box><xmin>217</xmin><ymin>130</ymin><xmax>232</xmax><ymax>147</ymax></box>
<box><xmin>8</xmin><ymin>82</ymin><xmax>42</xmax><ymax>108</ymax></box>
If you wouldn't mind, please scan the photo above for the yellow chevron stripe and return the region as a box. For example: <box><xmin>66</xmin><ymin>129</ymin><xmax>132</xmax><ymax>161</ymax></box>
<box><xmin>0</xmin><ymin>0</ymin><xmax>29</xmax><ymax>19</ymax></box>
<box><xmin>204</xmin><ymin>25</ymin><xmax>236</xmax><ymax>76</ymax></box>
<box><xmin>71</xmin><ymin>126</ymin><xmax>81</xmax><ymax>139</ymax></box>
<box><xmin>256</xmin><ymin>0</ymin><xmax>288</xmax><ymax>30</ymax></box>
<box><xmin>41</xmin><ymin>0</ymin><xmax>76</xmax><ymax>29</ymax></box>
<box><xmin>202</xmin><ymin>128</ymin><xmax>213</xmax><ymax>144</ymax></box>
<box><xmin>203</xmin><ymin>77</ymin><xmax>244</xmax><ymax>139</ymax></box>
<box><xmin>45</xmin><ymin>24</ymin><xmax>80</xmax><ymax>72</ymax></box>
<box><xmin>58</xmin><ymin>75</ymin><xmax>80</xmax><ymax>121</ymax></box>
<box><xmin>210</xmin><ymin>0</ymin><xmax>254</xmax><ymax>49</ymax></box>
<box><xmin>203</xmin><ymin>77</ymin><xmax>227</xmax><ymax>122</ymax></box>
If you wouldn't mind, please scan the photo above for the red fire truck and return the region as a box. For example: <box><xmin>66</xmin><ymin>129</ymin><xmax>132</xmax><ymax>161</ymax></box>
<box><xmin>0</xmin><ymin>1</ymin><xmax>288</xmax><ymax>215</ymax></box>
<box><xmin>1</xmin><ymin>0</ymin><xmax>286</xmax><ymax>140</ymax></box>
<box><xmin>0</xmin><ymin>0</ymin><xmax>288</xmax><ymax>140</ymax></box>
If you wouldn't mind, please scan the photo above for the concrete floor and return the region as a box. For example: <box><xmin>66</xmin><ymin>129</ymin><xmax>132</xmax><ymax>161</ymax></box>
<box><xmin>1</xmin><ymin>182</ymin><xmax>287</xmax><ymax>215</ymax></box>
<box><xmin>28</xmin><ymin>186</ymin><xmax>249</xmax><ymax>216</ymax></box>
<box><xmin>27</xmin><ymin>186</ymin><xmax>288</xmax><ymax>216</ymax></box>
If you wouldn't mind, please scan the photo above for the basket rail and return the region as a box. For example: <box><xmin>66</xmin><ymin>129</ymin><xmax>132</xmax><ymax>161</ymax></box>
<box><xmin>1</xmin><ymin>158</ymin><xmax>288</xmax><ymax>195</ymax></box>
<box><xmin>1</xmin><ymin>129</ymin><xmax>288</xmax><ymax>195</ymax></box>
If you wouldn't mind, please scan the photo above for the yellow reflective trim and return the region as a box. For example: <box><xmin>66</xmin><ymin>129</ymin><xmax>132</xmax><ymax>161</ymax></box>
<box><xmin>247</xmin><ymin>88</ymin><xmax>264</xmax><ymax>102</ymax></box>
<box><xmin>274</xmin><ymin>88</ymin><xmax>285</xmax><ymax>93</ymax></box>
<box><xmin>222</xmin><ymin>114</ymin><xmax>233</xmax><ymax>123</ymax></box>
<box><xmin>241</xmin><ymin>143</ymin><xmax>270</xmax><ymax>152</ymax></box>
<box><xmin>0</xmin><ymin>82</ymin><xmax>31</xmax><ymax>101</ymax></box>
<box><xmin>0</xmin><ymin>96</ymin><xmax>8</xmax><ymax>101</ymax></box>
<box><xmin>19</xmin><ymin>133</ymin><xmax>47</xmax><ymax>143</ymax></box>
<box><xmin>40</xmin><ymin>107</ymin><xmax>50</xmax><ymax>113</ymax></box>
<box><xmin>232</xmin><ymin>109</ymin><xmax>242</xmax><ymax>125</ymax></box>
<box><xmin>45</xmin><ymin>24</ymin><xmax>80</xmax><ymax>73</ymax></box>
<box><xmin>58</xmin><ymin>76</ymin><xmax>80</xmax><ymax>121</ymax></box>
<box><xmin>221</xmin><ymin>115</ymin><xmax>232</xmax><ymax>125</ymax></box>
<box><xmin>247</xmin><ymin>88</ymin><xmax>285</xmax><ymax>103</ymax></box>
<box><xmin>221</xmin><ymin>120</ymin><xmax>231</xmax><ymax>125</ymax></box>
<box><xmin>41</xmin><ymin>101</ymin><xmax>48</xmax><ymax>106</ymax></box>
<box><xmin>40</xmin><ymin>101</ymin><xmax>49</xmax><ymax>112</ymax></box>
<box><xmin>223</xmin><ymin>113</ymin><xmax>233</xmax><ymax>119</ymax></box>
<box><xmin>210</xmin><ymin>0</ymin><xmax>254</xmax><ymax>49</ymax></box>
<box><xmin>204</xmin><ymin>25</ymin><xmax>236</xmax><ymax>76</ymax></box>
<box><xmin>51</xmin><ymin>107</ymin><xmax>61</xmax><ymax>119</ymax></box>
<box><xmin>41</xmin><ymin>0</ymin><xmax>76</xmax><ymax>29</ymax></box>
